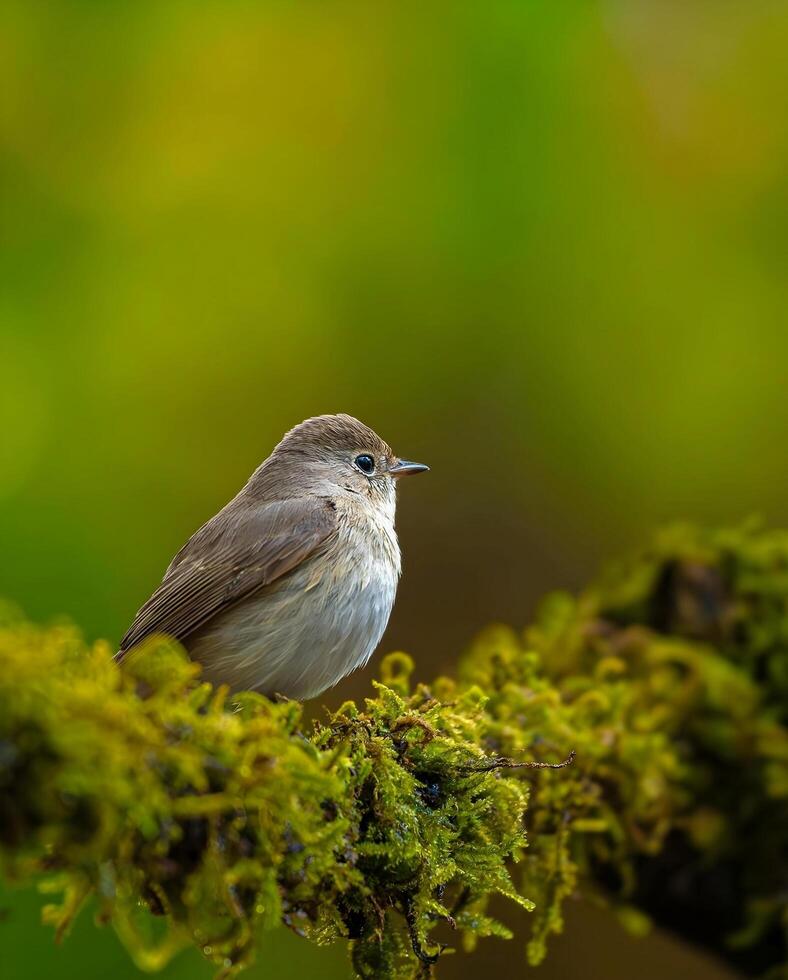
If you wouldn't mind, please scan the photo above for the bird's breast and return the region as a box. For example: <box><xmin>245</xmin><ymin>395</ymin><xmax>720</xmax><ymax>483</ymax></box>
<box><xmin>189</xmin><ymin>505</ymin><xmax>401</xmax><ymax>699</ymax></box>
<box><xmin>332</xmin><ymin>501</ymin><xmax>401</xmax><ymax>584</ymax></box>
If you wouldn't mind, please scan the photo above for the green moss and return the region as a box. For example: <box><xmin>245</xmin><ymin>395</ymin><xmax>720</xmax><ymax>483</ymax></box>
<box><xmin>517</xmin><ymin>520</ymin><xmax>788</xmax><ymax>973</ymax></box>
<box><xmin>0</xmin><ymin>613</ymin><xmax>538</xmax><ymax>978</ymax></box>
<box><xmin>1</xmin><ymin>522</ymin><xmax>787</xmax><ymax>977</ymax></box>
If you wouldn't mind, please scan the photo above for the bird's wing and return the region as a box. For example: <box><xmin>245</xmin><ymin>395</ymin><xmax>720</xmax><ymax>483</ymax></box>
<box><xmin>116</xmin><ymin>496</ymin><xmax>338</xmax><ymax>659</ymax></box>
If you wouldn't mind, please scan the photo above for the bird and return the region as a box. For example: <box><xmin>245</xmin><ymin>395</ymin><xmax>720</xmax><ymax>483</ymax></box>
<box><xmin>115</xmin><ymin>414</ymin><xmax>429</xmax><ymax>699</ymax></box>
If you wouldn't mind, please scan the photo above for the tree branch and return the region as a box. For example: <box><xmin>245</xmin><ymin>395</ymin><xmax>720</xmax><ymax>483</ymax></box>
<box><xmin>1</xmin><ymin>521</ymin><xmax>786</xmax><ymax>978</ymax></box>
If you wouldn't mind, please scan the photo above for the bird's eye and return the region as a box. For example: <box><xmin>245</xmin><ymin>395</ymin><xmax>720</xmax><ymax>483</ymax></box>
<box><xmin>354</xmin><ymin>454</ymin><xmax>376</xmax><ymax>475</ymax></box>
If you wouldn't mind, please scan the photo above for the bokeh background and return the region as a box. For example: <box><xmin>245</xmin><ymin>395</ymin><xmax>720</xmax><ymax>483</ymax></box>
<box><xmin>2</xmin><ymin>1</ymin><xmax>787</xmax><ymax>978</ymax></box>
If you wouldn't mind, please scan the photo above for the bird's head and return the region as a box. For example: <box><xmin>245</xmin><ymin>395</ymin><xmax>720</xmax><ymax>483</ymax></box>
<box><xmin>259</xmin><ymin>414</ymin><xmax>429</xmax><ymax>510</ymax></box>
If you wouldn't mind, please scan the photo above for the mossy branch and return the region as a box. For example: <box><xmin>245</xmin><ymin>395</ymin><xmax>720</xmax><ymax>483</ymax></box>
<box><xmin>1</xmin><ymin>521</ymin><xmax>787</xmax><ymax>978</ymax></box>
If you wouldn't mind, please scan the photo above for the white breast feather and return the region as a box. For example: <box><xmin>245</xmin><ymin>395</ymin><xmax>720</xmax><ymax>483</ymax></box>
<box><xmin>189</xmin><ymin>496</ymin><xmax>401</xmax><ymax>699</ymax></box>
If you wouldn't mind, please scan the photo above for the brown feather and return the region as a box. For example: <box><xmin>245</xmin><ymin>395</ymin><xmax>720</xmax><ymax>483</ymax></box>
<box><xmin>116</xmin><ymin>496</ymin><xmax>337</xmax><ymax>659</ymax></box>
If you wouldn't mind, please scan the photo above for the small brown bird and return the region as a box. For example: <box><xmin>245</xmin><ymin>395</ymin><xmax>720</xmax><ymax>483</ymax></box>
<box><xmin>116</xmin><ymin>414</ymin><xmax>428</xmax><ymax>699</ymax></box>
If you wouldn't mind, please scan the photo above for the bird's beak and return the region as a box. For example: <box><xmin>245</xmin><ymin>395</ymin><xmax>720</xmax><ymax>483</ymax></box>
<box><xmin>389</xmin><ymin>459</ymin><xmax>430</xmax><ymax>477</ymax></box>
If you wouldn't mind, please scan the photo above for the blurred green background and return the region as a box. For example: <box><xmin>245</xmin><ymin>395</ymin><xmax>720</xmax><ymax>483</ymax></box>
<box><xmin>1</xmin><ymin>1</ymin><xmax>786</xmax><ymax>977</ymax></box>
